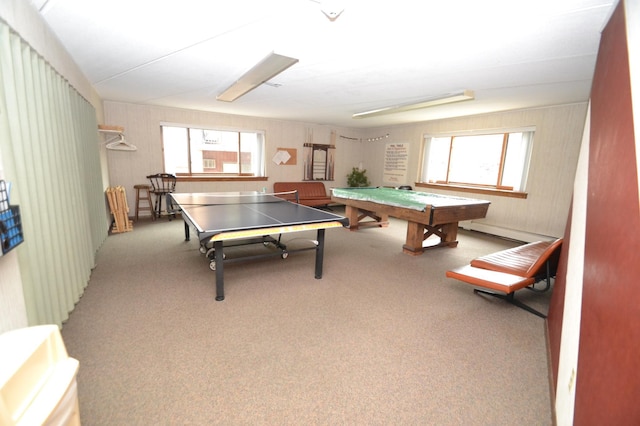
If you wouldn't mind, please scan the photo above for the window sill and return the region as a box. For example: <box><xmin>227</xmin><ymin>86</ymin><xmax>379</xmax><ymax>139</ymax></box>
<box><xmin>415</xmin><ymin>182</ymin><xmax>528</xmax><ymax>199</ymax></box>
<box><xmin>176</xmin><ymin>176</ymin><xmax>268</xmax><ymax>183</ymax></box>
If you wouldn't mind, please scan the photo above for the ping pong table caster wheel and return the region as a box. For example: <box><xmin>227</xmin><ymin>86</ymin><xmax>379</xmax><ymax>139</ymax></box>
<box><xmin>209</xmin><ymin>261</ymin><xmax>216</xmax><ymax>271</ymax></box>
<box><xmin>199</xmin><ymin>246</ymin><xmax>207</xmax><ymax>254</ymax></box>
<box><xmin>281</xmin><ymin>251</ymin><xmax>288</xmax><ymax>259</ymax></box>
<box><xmin>206</xmin><ymin>248</ymin><xmax>225</xmax><ymax>260</ymax></box>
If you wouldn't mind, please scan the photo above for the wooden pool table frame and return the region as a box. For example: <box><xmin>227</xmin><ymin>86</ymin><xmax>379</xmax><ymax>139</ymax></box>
<box><xmin>331</xmin><ymin>195</ymin><xmax>490</xmax><ymax>256</ymax></box>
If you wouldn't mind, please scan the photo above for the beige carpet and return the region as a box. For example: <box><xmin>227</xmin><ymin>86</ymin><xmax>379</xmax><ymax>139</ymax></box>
<box><xmin>61</xmin><ymin>210</ymin><xmax>553</xmax><ymax>425</ymax></box>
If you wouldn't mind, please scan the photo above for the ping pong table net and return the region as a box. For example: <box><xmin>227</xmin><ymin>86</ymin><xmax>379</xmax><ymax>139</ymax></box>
<box><xmin>172</xmin><ymin>191</ymin><xmax>300</xmax><ymax>207</ymax></box>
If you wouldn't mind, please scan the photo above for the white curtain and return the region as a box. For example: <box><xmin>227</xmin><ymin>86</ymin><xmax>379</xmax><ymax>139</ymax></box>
<box><xmin>0</xmin><ymin>21</ymin><xmax>108</xmax><ymax>326</ymax></box>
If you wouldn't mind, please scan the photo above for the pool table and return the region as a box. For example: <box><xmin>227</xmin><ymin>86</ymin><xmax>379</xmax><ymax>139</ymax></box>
<box><xmin>331</xmin><ymin>187</ymin><xmax>490</xmax><ymax>255</ymax></box>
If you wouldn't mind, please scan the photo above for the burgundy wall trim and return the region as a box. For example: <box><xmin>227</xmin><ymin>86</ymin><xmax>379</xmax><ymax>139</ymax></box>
<box><xmin>575</xmin><ymin>1</ymin><xmax>640</xmax><ymax>423</ymax></box>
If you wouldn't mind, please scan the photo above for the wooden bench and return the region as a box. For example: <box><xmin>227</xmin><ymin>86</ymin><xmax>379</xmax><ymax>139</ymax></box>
<box><xmin>273</xmin><ymin>182</ymin><xmax>333</xmax><ymax>208</ymax></box>
<box><xmin>445</xmin><ymin>238</ymin><xmax>563</xmax><ymax>318</ymax></box>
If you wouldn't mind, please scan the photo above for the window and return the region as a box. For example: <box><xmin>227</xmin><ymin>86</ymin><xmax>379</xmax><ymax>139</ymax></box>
<box><xmin>161</xmin><ymin>125</ymin><xmax>265</xmax><ymax>177</ymax></box>
<box><xmin>420</xmin><ymin>129</ymin><xmax>534</xmax><ymax>193</ymax></box>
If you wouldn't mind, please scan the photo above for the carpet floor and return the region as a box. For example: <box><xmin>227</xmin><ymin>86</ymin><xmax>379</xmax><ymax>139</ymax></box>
<box><xmin>61</xmin><ymin>210</ymin><xmax>554</xmax><ymax>425</ymax></box>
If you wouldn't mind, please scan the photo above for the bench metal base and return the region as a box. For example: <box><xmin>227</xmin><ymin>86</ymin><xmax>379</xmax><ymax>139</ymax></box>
<box><xmin>473</xmin><ymin>288</ymin><xmax>547</xmax><ymax>318</ymax></box>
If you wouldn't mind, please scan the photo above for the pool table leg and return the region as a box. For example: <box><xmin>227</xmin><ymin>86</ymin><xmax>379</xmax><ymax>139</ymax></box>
<box><xmin>438</xmin><ymin>223</ymin><xmax>460</xmax><ymax>248</ymax></box>
<box><xmin>402</xmin><ymin>221</ymin><xmax>459</xmax><ymax>255</ymax></box>
<box><xmin>345</xmin><ymin>205</ymin><xmax>389</xmax><ymax>230</ymax></box>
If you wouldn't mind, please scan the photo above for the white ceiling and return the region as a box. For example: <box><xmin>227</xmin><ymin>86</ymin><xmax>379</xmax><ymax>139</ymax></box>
<box><xmin>32</xmin><ymin>0</ymin><xmax>614</xmax><ymax>128</ymax></box>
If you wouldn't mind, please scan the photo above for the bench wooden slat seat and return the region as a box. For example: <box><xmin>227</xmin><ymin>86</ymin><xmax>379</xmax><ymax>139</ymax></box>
<box><xmin>446</xmin><ymin>266</ymin><xmax>536</xmax><ymax>293</ymax></box>
<box><xmin>274</xmin><ymin>182</ymin><xmax>333</xmax><ymax>208</ymax></box>
<box><xmin>470</xmin><ymin>239</ymin><xmax>560</xmax><ymax>276</ymax></box>
<box><xmin>445</xmin><ymin>238</ymin><xmax>563</xmax><ymax>318</ymax></box>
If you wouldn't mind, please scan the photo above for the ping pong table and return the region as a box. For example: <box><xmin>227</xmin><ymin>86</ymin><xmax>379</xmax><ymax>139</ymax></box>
<box><xmin>169</xmin><ymin>192</ymin><xmax>349</xmax><ymax>301</ymax></box>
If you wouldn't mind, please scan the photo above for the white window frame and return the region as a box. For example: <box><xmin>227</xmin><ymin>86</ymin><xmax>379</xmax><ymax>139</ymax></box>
<box><xmin>161</xmin><ymin>124</ymin><xmax>266</xmax><ymax>178</ymax></box>
<box><xmin>419</xmin><ymin>127</ymin><xmax>534</xmax><ymax>196</ymax></box>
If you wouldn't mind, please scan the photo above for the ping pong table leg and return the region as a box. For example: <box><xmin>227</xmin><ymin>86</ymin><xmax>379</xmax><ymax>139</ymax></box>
<box><xmin>314</xmin><ymin>229</ymin><xmax>325</xmax><ymax>279</ymax></box>
<box><xmin>183</xmin><ymin>221</ymin><xmax>190</xmax><ymax>241</ymax></box>
<box><xmin>214</xmin><ymin>241</ymin><xmax>225</xmax><ymax>301</ymax></box>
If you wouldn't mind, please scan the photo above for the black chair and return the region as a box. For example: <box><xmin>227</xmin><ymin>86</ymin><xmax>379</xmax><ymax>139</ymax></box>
<box><xmin>146</xmin><ymin>173</ymin><xmax>176</xmax><ymax>219</ymax></box>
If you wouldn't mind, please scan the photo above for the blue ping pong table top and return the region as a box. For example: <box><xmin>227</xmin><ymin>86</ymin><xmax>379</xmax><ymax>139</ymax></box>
<box><xmin>170</xmin><ymin>192</ymin><xmax>348</xmax><ymax>238</ymax></box>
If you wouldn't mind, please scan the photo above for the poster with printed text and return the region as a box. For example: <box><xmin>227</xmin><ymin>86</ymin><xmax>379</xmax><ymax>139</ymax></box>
<box><xmin>383</xmin><ymin>143</ymin><xmax>409</xmax><ymax>185</ymax></box>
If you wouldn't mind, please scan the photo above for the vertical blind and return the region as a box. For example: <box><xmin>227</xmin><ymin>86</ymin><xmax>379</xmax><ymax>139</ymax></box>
<box><xmin>0</xmin><ymin>21</ymin><xmax>108</xmax><ymax>327</ymax></box>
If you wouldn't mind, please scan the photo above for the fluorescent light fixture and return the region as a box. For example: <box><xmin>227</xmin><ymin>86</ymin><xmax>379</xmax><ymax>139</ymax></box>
<box><xmin>217</xmin><ymin>52</ymin><xmax>299</xmax><ymax>102</ymax></box>
<box><xmin>352</xmin><ymin>90</ymin><xmax>475</xmax><ymax>119</ymax></box>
